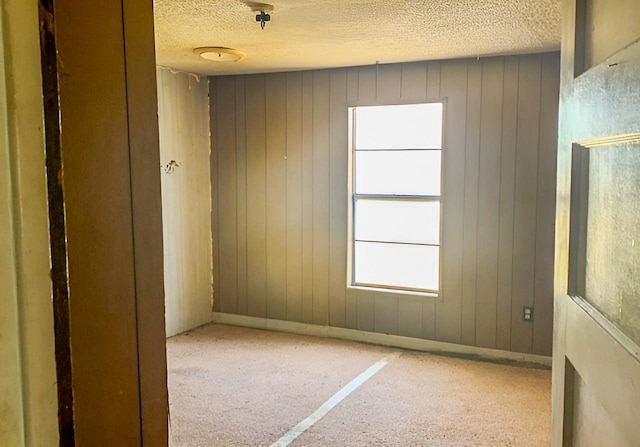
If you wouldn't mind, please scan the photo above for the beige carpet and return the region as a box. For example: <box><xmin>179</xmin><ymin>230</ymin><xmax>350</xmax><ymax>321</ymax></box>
<box><xmin>167</xmin><ymin>324</ymin><xmax>551</xmax><ymax>446</ymax></box>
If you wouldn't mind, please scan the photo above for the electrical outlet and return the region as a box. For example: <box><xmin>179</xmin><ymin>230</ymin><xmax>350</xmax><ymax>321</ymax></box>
<box><xmin>523</xmin><ymin>307</ymin><xmax>534</xmax><ymax>322</ymax></box>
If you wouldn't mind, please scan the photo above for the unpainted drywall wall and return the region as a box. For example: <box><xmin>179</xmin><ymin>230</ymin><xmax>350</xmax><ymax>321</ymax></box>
<box><xmin>210</xmin><ymin>53</ymin><xmax>559</xmax><ymax>355</ymax></box>
<box><xmin>157</xmin><ymin>68</ymin><xmax>213</xmax><ymax>337</ymax></box>
<box><xmin>0</xmin><ymin>0</ymin><xmax>58</xmax><ymax>444</ymax></box>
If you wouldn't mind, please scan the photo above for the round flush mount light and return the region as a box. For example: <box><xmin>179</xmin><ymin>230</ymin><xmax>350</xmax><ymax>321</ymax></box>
<box><xmin>194</xmin><ymin>47</ymin><xmax>246</xmax><ymax>62</ymax></box>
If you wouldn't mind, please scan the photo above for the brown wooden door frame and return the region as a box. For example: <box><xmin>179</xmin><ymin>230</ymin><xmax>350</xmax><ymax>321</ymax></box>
<box><xmin>39</xmin><ymin>0</ymin><xmax>168</xmax><ymax>444</ymax></box>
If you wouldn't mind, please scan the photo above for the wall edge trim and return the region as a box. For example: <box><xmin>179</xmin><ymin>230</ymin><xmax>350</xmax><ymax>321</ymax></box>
<box><xmin>211</xmin><ymin>312</ymin><xmax>552</xmax><ymax>366</ymax></box>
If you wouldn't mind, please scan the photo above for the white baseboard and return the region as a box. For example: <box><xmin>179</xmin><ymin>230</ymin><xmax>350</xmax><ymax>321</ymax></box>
<box><xmin>211</xmin><ymin>312</ymin><xmax>552</xmax><ymax>367</ymax></box>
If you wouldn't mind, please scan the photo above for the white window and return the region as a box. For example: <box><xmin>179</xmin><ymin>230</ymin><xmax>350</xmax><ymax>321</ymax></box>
<box><xmin>349</xmin><ymin>103</ymin><xmax>443</xmax><ymax>293</ymax></box>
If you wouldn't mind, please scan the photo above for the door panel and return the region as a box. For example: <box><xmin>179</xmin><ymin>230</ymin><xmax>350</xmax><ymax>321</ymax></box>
<box><xmin>553</xmin><ymin>0</ymin><xmax>640</xmax><ymax>445</ymax></box>
<box><xmin>582</xmin><ymin>0</ymin><xmax>640</xmax><ymax>70</ymax></box>
<box><xmin>570</xmin><ymin>366</ymin><xmax>628</xmax><ymax>447</ymax></box>
<box><xmin>562</xmin><ymin>296</ymin><xmax>640</xmax><ymax>446</ymax></box>
<box><xmin>584</xmin><ymin>143</ymin><xmax>640</xmax><ymax>344</ymax></box>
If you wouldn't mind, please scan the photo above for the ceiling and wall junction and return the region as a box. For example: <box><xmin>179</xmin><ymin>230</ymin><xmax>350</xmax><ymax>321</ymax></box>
<box><xmin>154</xmin><ymin>0</ymin><xmax>561</xmax><ymax>75</ymax></box>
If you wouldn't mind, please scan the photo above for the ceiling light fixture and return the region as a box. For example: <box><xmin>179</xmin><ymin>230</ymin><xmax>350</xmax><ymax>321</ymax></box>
<box><xmin>194</xmin><ymin>47</ymin><xmax>246</xmax><ymax>62</ymax></box>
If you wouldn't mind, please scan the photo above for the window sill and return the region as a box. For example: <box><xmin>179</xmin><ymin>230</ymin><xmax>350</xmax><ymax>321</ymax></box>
<box><xmin>347</xmin><ymin>285</ymin><xmax>439</xmax><ymax>300</ymax></box>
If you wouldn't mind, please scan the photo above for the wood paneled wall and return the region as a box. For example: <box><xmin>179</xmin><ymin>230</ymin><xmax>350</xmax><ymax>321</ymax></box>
<box><xmin>210</xmin><ymin>52</ymin><xmax>559</xmax><ymax>355</ymax></box>
<box><xmin>157</xmin><ymin>68</ymin><xmax>213</xmax><ymax>337</ymax></box>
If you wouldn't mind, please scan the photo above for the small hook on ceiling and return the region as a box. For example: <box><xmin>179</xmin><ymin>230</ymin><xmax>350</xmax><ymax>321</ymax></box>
<box><xmin>248</xmin><ymin>2</ymin><xmax>274</xmax><ymax>29</ymax></box>
<box><xmin>256</xmin><ymin>10</ymin><xmax>271</xmax><ymax>29</ymax></box>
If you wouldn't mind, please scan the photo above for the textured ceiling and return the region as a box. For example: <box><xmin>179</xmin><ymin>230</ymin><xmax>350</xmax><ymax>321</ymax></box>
<box><xmin>154</xmin><ymin>0</ymin><xmax>561</xmax><ymax>76</ymax></box>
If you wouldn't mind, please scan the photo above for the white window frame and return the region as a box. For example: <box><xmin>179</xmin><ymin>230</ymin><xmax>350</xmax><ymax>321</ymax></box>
<box><xmin>346</xmin><ymin>102</ymin><xmax>445</xmax><ymax>296</ymax></box>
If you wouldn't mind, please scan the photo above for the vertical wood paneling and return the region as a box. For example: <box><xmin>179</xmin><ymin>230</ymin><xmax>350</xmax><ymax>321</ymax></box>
<box><xmin>184</xmin><ymin>75</ymin><xmax>209</xmax><ymax>327</ymax></box>
<box><xmin>192</xmin><ymin>77</ymin><xmax>203</xmax><ymax>315</ymax></box>
<box><xmin>437</xmin><ymin>59</ymin><xmax>468</xmax><ymax>344</ymax></box>
<box><xmin>211</xmin><ymin>53</ymin><xmax>559</xmax><ymax>355</ymax></box>
<box><xmin>245</xmin><ymin>75</ymin><xmax>267</xmax><ymax>317</ymax></box>
<box><xmin>358</xmin><ymin>65</ymin><xmax>377</xmax><ymax>103</ymax></box>
<box><xmin>400</xmin><ymin>284</ymin><xmax>430</xmax><ymax>337</ymax></box>
<box><xmin>178</xmin><ymin>74</ymin><xmax>193</xmax><ymax>322</ymax></box>
<box><xmin>398</xmin><ymin>298</ymin><xmax>423</xmax><ymax>338</ymax></box>
<box><xmin>217</xmin><ymin>76</ymin><xmax>238</xmax><ymax>314</ymax></box>
<box><xmin>286</xmin><ymin>72</ymin><xmax>303</xmax><ymax>322</ymax></box>
<box><xmin>312</xmin><ymin>71</ymin><xmax>330</xmax><ymax>325</ymax></box>
<box><xmin>377</xmin><ymin>63</ymin><xmax>402</xmax><ymax>103</ymax></box>
<box><xmin>461</xmin><ymin>60</ymin><xmax>482</xmax><ymax>346</ymax></box>
<box><xmin>376</xmin><ymin>63</ymin><xmax>402</xmax><ymax>103</ymax></box>
<box><xmin>400</xmin><ymin>62</ymin><xmax>427</xmax><ymax>101</ymax></box>
<box><xmin>265</xmin><ymin>73</ymin><xmax>288</xmax><ymax>320</ymax></box>
<box><xmin>160</xmin><ymin>70</ymin><xmax>180</xmax><ymax>325</ymax></box>
<box><xmin>475</xmin><ymin>58</ymin><xmax>504</xmax><ymax>348</ymax></box>
<box><xmin>356</xmin><ymin>290</ymin><xmax>375</xmax><ymax>332</ymax></box>
<box><xmin>346</xmin><ymin>67</ymin><xmax>359</xmax><ymax>103</ymax></box>
<box><xmin>210</xmin><ymin>77</ymin><xmax>220</xmax><ymax>313</ymax></box>
<box><xmin>329</xmin><ymin>68</ymin><xmax>348</xmax><ymax>327</ymax></box>
<box><xmin>375</xmin><ymin>293</ymin><xmax>398</xmax><ymax>335</ymax></box>
<box><xmin>496</xmin><ymin>58</ymin><xmax>519</xmax><ymax>351</ymax></box>
<box><xmin>345</xmin><ymin>289</ymin><xmax>358</xmax><ymax>329</ymax></box>
<box><xmin>301</xmin><ymin>72</ymin><xmax>314</xmax><ymax>324</ymax></box>
<box><xmin>511</xmin><ymin>54</ymin><xmax>542</xmax><ymax>353</ymax></box>
<box><xmin>187</xmin><ymin>75</ymin><xmax>199</xmax><ymax>320</ymax></box>
<box><xmin>422</xmin><ymin>300</ymin><xmax>437</xmax><ymax>340</ymax></box>
<box><xmin>426</xmin><ymin>61</ymin><xmax>442</xmax><ymax>101</ymax></box>
<box><xmin>235</xmin><ymin>77</ymin><xmax>249</xmax><ymax>315</ymax></box>
<box><xmin>198</xmin><ymin>76</ymin><xmax>213</xmax><ymax>318</ymax></box>
<box><xmin>158</xmin><ymin>69</ymin><xmax>213</xmax><ymax>336</ymax></box>
<box><xmin>533</xmin><ymin>53</ymin><xmax>560</xmax><ymax>355</ymax></box>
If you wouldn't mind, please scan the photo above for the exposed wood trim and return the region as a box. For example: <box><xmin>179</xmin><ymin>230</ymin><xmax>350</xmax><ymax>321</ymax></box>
<box><xmin>211</xmin><ymin>312</ymin><xmax>552</xmax><ymax>367</ymax></box>
<box><xmin>37</xmin><ymin>0</ymin><xmax>75</xmax><ymax>443</ymax></box>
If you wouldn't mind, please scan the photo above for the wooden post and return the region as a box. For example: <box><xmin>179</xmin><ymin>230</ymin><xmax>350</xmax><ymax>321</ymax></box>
<box><xmin>40</xmin><ymin>0</ymin><xmax>168</xmax><ymax>444</ymax></box>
